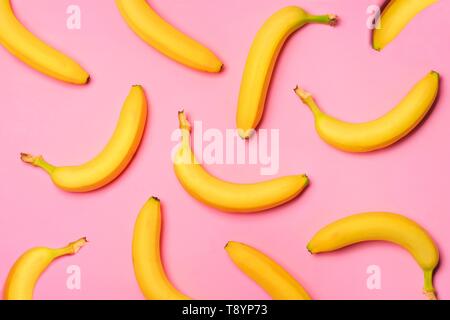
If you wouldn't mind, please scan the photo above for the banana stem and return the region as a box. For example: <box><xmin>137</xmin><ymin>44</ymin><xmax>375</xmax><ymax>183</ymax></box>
<box><xmin>178</xmin><ymin>110</ymin><xmax>193</xmax><ymax>147</ymax></box>
<box><xmin>176</xmin><ymin>111</ymin><xmax>198</xmax><ymax>165</ymax></box>
<box><xmin>178</xmin><ymin>111</ymin><xmax>191</xmax><ymax>132</ymax></box>
<box><xmin>294</xmin><ymin>86</ymin><xmax>322</xmax><ymax>117</ymax></box>
<box><xmin>424</xmin><ymin>291</ymin><xmax>437</xmax><ymax>300</ymax></box>
<box><xmin>53</xmin><ymin>237</ymin><xmax>88</xmax><ymax>258</ymax></box>
<box><xmin>306</xmin><ymin>14</ymin><xmax>338</xmax><ymax>26</ymax></box>
<box><xmin>20</xmin><ymin>153</ymin><xmax>55</xmax><ymax>175</ymax></box>
<box><xmin>423</xmin><ymin>270</ymin><xmax>437</xmax><ymax>300</ymax></box>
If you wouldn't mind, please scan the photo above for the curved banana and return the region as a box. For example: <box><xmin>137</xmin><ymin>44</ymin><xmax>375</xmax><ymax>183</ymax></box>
<box><xmin>21</xmin><ymin>85</ymin><xmax>147</xmax><ymax>192</ymax></box>
<box><xmin>0</xmin><ymin>0</ymin><xmax>89</xmax><ymax>84</ymax></box>
<box><xmin>294</xmin><ymin>71</ymin><xmax>439</xmax><ymax>152</ymax></box>
<box><xmin>373</xmin><ymin>0</ymin><xmax>438</xmax><ymax>51</ymax></box>
<box><xmin>133</xmin><ymin>197</ymin><xmax>190</xmax><ymax>300</ymax></box>
<box><xmin>226</xmin><ymin>241</ymin><xmax>311</xmax><ymax>300</ymax></box>
<box><xmin>237</xmin><ymin>6</ymin><xmax>337</xmax><ymax>138</ymax></box>
<box><xmin>4</xmin><ymin>237</ymin><xmax>87</xmax><ymax>300</ymax></box>
<box><xmin>115</xmin><ymin>0</ymin><xmax>222</xmax><ymax>73</ymax></box>
<box><xmin>174</xmin><ymin>111</ymin><xmax>309</xmax><ymax>213</ymax></box>
<box><xmin>308</xmin><ymin>212</ymin><xmax>439</xmax><ymax>300</ymax></box>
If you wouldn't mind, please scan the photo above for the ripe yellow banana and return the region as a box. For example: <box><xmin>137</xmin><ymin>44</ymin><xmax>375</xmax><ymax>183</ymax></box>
<box><xmin>295</xmin><ymin>71</ymin><xmax>439</xmax><ymax>152</ymax></box>
<box><xmin>21</xmin><ymin>85</ymin><xmax>147</xmax><ymax>192</ymax></box>
<box><xmin>237</xmin><ymin>6</ymin><xmax>337</xmax><ymax>138</ymax></box>
<box><xmin>4</xmin><ymin>237</ymin><xmax>87</xmax><ymax>300</ymax></box>
<box><xmin>373</xmin><ymin>0</ymin><xmax>438</xmax><ymax>51</ymax></box>
<box><xmin>0</xmin><ymin>0</ymin><xmax>89</xmax><ymax>84</ymax></box>
<box><xmin>133</xmin><ymin>197</ymin><xmax>190</xmax><ymax>300</ymax></box>
<box><xmin>115</xmin><ymin>0</ymin><xmax>222</xmax><ymax>73</ymax></box>
<box><xmin>308</xmin><ymin>212</ymin><xmax>439</xmax><ymax>300</ymax></box>
<box><xmin>174</xmin><ymin>111</ymin><xmax>309</xmax><ymax>213</ymax></box>
<box><xmin>225</xmin><ymin>241</ymin><xmax>311</xmax><ymax>300</ymax></box>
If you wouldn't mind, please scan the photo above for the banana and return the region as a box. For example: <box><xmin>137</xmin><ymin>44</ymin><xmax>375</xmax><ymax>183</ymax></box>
<box><xmin>0</xmin><ymin>0</ymin><xmax>89</xmax><ymax>84</ymax></box>
<box><xmin>373</xmin><ymin>0</ymin><xmax>438</xmax><ymax>51</ymax></box>
<box><xmin>115</xmin><ymin>0</ymin><xmax>222</xmax><ymax>73</ymax></box>
<box><xmin>308</xmin><ymin>212</ymin><xmax>439</xmax><ymax>300</ymax></box>
<box><xmin>294</xmin><ymin>71</ymin><xmax>439</xmax><ymax>152</ymax></box>
<box><xmin>4</xmin><ymin>237</ymin><xmax>87</xmax><ymax>300</ymax></box>
<box><xmin>133</xmin><ymin>197</ymin><xmax>190</xmax><ymax>300</ymax></box>
<box><xmin>174</xmin><ymin>111</ymin><xmax>309</xmax><ymax>213</ymax></box>
<box><xmin>225</xmin><ymin>241</ymin><xmax>311</xmax><ymax>300</ymax></box>
<box><xmin>21</xmin><ymin>85</ymin><xmax>147</xmax><ymax>192</ymax></box>
<box><xmin>236</xmin><ymin>6</ymin><xmax>337</xmax><ymax>138</ymax></box>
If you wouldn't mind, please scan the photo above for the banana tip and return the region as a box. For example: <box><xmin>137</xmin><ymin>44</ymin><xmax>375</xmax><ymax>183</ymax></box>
<box><xmin>150</xmin><ymin>196</ymin><xmax>160</xmax><ymax>202</ymax></box>
<box><xmin>303</xmin><ymin>174</ymin><xmax>310</xmax><ymax>186</ymax></box>
<box><xmin>294</xmin><ymin>86</ymin><xmax>312</xmax><ymax>102</ymax></box>
<box><xmin>225</xmin><ymin>241</ymin><xmax>237</xmax><ymax>250</ymax></box>
<box><xmin>372</xmin><ymin>43</ymin><xmax>382</xmax><ymax>52</ymax></box>
<box><xmin>71</xmin><ymin>237</ymin><xmax>88</xmax><ymax>254</ymax></box>
<box><xmin>423</xmin><ymin>290</ymin><xmax>437</xmax><ymax>300</ymax></box>
<box><xmin>20</xmin><ymin>153</ymin><xmax>36</xmax><ymax>164</ymax></box>
<box><xmin>431</xmin><ymin>70</ymin><xmax>440</xmax><ymax>79</ymax></box>
<box><xmin>328</xmin><ymin>14</ymin><xmax>338</xmax><ymax>26</ymax></box>
<box><xmin>178</xmin><ymin>110</ymin><xmax>191</xmax><ymax>131</ymax></box>
<box><xmin>237</xmin><ymin>129</ymin><xmax>255</xmax><ymax>139</ymax></box>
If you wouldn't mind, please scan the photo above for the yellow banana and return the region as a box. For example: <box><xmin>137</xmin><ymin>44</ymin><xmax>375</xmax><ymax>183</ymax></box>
<box><xmin>21</xmin><ymin>85</ymin><xmax>147</xmax><ymax>192</ymax></box>
<box><xmin>373</xmin><ymin>0</ymin><xmax>438</xmax><ymax>51</ymax></box>
<box><xmin>225</xmin><ymin>241</ymin><xmax>311</xmax><ymax>300</ymax></box>
<box><xmin>294</xmin><ymin>71</ymin><xmax>439</xmax><ymax>152</ymax></box>
<box><xmin>4</xmin><ymin>237</ymin><xmax>87</xmax><ymax>300</ymax></box>
<box><xmin>0</xmin><ymin>0</ymin><xmax>89</xmax><ymax>84</ymax></box>
<box><xmin>133</xmin><ymin>197</ymin><xmax>190</xmax><ymax>300</ymax></box>
<box><xmin>115</xmin><ymin>0</ymin><xmax>222</xmax><ymax>73</ymax></box>
<box><xmin>308</xmin><ymin>212</ymin><xmax>439</xmax><ymax>300</ymax></box>
<box><xmin>174</xmin><ymin>111</ymin><xmax>309</xmax><ymax>213</ymax></box>
<box><xmin>236</xmin><ymin>6</ymin><xmax>337</xmax><ymax>138</ymax></box>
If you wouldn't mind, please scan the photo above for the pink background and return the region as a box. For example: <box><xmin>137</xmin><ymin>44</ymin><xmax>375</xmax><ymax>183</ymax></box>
<box><xmin>0</xmin><ymin>0</ymin><xmax>449</xmax><ymax>300</ymax></box>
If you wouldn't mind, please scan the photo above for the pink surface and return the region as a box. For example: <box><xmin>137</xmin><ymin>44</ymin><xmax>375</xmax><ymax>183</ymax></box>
<box><xmin>0</xmin><ymin>0</ymin><xmax>449</xmax><ymax>300</ymax></box>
